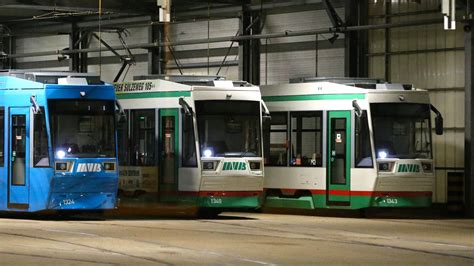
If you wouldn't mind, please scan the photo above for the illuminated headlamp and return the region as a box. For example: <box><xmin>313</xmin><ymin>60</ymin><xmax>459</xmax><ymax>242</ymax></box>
<box><xmin>56</xmin><ymin>150</ymin><xmax>66</xmax><ymax>159</ymax></box>
<box><xmin>203</xmin><ymin>148</ymin><xmax>213</xmax><ymax>158</ymax></box>
<box><xmin>377</xmin><ymin>150</ymin><xmax>388</xmax><ymax>159</ymax></box>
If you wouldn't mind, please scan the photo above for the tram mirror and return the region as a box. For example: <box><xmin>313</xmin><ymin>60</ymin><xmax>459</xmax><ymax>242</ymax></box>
<box><xmin>30</xmin><ymin>95</ymin><xmax>41</xmax><ymax>114</ymax></box>
<box><xmin>431</xmin><ymin>104</ymin><xmax>443</xmax><ymax>135</ymax></box>
<box><xmin>261</xmin><ymin>100</ymin><xmax>271</xmax><ymax>121</ymax></box>
<box><xmin>179</xmin><ymin>97</ymin><xmax>193</xmax><ymax>115</ymax></box>
<box><xmin>352</xmin><ymin>100</ymin><xmax>362</xmax><ymax>118</ymax></box>
<box><xmin>115</xmin><ymin>101</ymin><xmax>126</xmax><ymax>123</ymax></box>
<box><xmin>435</xmin><ymin>115</ymin><xmax>443</xmax><ymax>135</ymax></box>
<box><xmin>262</xmin><ymin>114</ymin><xmax>271</xmax><ymax>123</ymax></box>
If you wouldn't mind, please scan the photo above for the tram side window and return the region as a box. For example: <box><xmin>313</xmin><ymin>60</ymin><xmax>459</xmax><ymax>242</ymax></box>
<box><xmin>34</xmin><ymin>108</ymin><xmax>50</xmax><ymax>167</ymax></box>
<box><xmin>290</xmin><ymin>112</ymin><xmax>322</xmax><ymax>167</ymax></box>
<box><xmin>118</xmin><ymin>110</ymin><xmax>130</xmax><ymax>165</ymax></box>
<box><xmin>0</xmin><ymin>108</ymin><xmax>3</xmax><ymax>167</ymax></box>
<box><xmin>182</xmin><ymin>110</ymin><xmax>197</xmax><ymax>167</ymax></box>
<box><xmin>355</xmin><ymin>111</ymin><xmax>373</xmax><ymax>168</ymax></box>
<box><xmin>130</xmin><ymin>109</ymin><xmax>156</xmax><ymax>166</ymax></box>
<box><xmin>263</xmin><ymin>112</ymin><xmax>288</xmax><ymax>166</ymax></box>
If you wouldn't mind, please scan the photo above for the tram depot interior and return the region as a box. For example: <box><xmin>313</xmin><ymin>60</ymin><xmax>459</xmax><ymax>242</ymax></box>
<box><xmin>0</xmin><ymin>0</ymin><xmax>473</xmax><ymax>265</ymax></box>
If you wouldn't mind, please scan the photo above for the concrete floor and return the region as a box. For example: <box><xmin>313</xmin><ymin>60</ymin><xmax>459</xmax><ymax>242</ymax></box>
<box><xmin>0</xmin><ymin>212</ymin><xmax>472</xmax><ymax>265</ymax></box>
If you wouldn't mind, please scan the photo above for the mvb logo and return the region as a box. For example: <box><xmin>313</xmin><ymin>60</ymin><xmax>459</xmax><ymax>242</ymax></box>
<box><xmin>222</xmin><ymin>162</ymin><xmax>247</xmax><ymax>171</ymax></box>
<box><xmin>397</xmin><ymin>164</ymin><xmax>420</xmax><ymax>173</ymax></box>
<box><xmin>77</xmin><ymin>163</ymin><xmax>102</xmax><ymax>173</ymax></box>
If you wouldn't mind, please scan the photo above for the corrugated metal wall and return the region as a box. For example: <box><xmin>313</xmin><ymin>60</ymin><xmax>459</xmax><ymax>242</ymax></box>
<box><xmin>368</xmin><ymin>0</ymin><xmax>465</xmax><ymax>203</ymax></box>
<box><xmin>12</xmin><ymin>4</ymin><xmax>346</xmax><ymax>84</ymax></box>
<box><xmin>260</xmin><ymin>8</ymin><xmax>345</xmax><ymax>85</ymax></box>
<box><xmin>15</xmin><ymin>35</ymin><xmax>70</xmax><ymax>71</ymax></box>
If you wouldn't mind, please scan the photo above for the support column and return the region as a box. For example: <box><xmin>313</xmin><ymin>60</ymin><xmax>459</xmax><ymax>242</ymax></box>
<box><xmin>69</xmin><ymin>24</ymin><xmax>80</xmax><ymax>72</ymax></box>
<box><xmin>465</xmin><ymin>18</ymin><xmax>474</xmax><ymax>218</ymax></box>
<box><xmin>0</xmin><ymin>25</ymin><xmax>11</xmax><ymax>70</ymax></box>
<box><xmin>69</xmin><ymin>23</ymin><xmax>88</xmax><ymax>73</ymax></box>
<box><xmin>148</xmin><ymin>16</ymin><xmax>164</xmax><ymax>75</ymax></box>
<box><xmin>239</xmin><ymin>3</ymin><xmax>261</xmax><ymax>85</ymax></box>
<box><xmin>344</xmin><ymin>0</ymin><xmax>368</xmax><ymax>77</ymax></box>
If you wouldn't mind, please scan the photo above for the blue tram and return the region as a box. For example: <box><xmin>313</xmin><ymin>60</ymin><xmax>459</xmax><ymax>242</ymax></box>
<box><xmin>0</xmin><ymin>70</ymin><xmax>119</xmax><ymax>212</ymax></box>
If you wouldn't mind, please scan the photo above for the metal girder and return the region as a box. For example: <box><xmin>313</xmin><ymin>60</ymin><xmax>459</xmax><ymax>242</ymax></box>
<box><xmin>3</xmin><ymin>17</ymin><xmax>443</xmax><ymax>59</ymax></box>
<box><xmin>239</xmin><ymin>3</ymin><xmax>262</xmax><ymax>85</ymax></box>
<box><xmin>465</xmin><ymin>18</ymin><xmax>474</xmax><ymax>218</ymax></box>
<box><xmin>344</xmin><ymin>0</ymin><xmax>368</xmax><ymax>77</ymax></box>
<box><xmin>7</xmin><ymin>15</ymin><xmax>153</xmax><ymax>36</ymax></box>
<box><xmin>322</xmin><ymin>0</ymin><xmax>344</xmax><ymax>28</ymax></box>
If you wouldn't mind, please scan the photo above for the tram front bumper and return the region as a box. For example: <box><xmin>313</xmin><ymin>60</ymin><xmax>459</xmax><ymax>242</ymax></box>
<box><xmin>48</xmin><ymin>192</ymin><xmax>117</xmax><ymax>210</ymax></box>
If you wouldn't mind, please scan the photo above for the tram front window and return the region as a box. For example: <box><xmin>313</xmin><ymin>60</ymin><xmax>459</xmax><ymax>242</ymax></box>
<box><xmin>49</xmin><ymin>100</ymin><xmax>116</xmax><ymax>158</ymax></box>
<box><xmin>196</xmin><ymin>100</ymin><xmax>261</xmax><ymax>157</ymax></box>
<box><xmin>371</xmin><ymin>103</ymin><xmax>431</xmax><ymax>159</ymax></box>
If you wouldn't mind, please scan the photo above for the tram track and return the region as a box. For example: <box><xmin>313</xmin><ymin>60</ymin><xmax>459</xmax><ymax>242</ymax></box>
<box><xmin>198</xmin><ymin>218</ymin><xmax>474</xmax><ymax>261</ymax></box>
<box><xmin>0</xmin><ymin>251</ymin><xmax>116</xmax><ymax>265</ymax></box>
<box><xmin>0</xmin><ymin>230</ymin><xmax>173</xmax><ymax>265</ymax></box>
<box><xmin>0</xmin><ymin>221</ymin><xmax>276</xmax><ymax>265</ymax></box>
<box><xmin>63</xmin><ymin>216</ymin><xmax>474</xmax><ymax>263</ymax></box>
<box><xmin>0</xmin><ymin>214</ymin><xmax>472</xmax><ymax>264</ymax></box>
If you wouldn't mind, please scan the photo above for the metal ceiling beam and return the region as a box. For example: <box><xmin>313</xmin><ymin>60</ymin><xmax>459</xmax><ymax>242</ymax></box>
<box><xmin>6</xmin><ymin>15</ymin><xmax>153</xmax><ymax>36</ymax></box>
<box><xmin>173</xmin><ymin>1</ymin><xmax>344</xmax><ymax>21</ymax></box>
<box><xmin>321</xmin><ymin>0</ymin><xmax>344</xmax><ymax>28</ymax></box>
<box><xmin>2</xmin><ymin>17</ymin><xmax>443</xmax><ymax>59</ymax></box>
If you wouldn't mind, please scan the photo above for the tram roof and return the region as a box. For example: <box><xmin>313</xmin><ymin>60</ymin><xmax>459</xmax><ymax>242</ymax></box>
<box><xmin>0</xmin><ymin>70</ymin><xmax>104</xmax><ymax>85</ymax></box>
<box><xmin>115</xmin><ymin>75</ymin><xmax>259</xmax><ymax>95</ymax></box>
<box><xmin>288</xmin><ymin>77</ymin><xmax>414</xmax><ymax>91</ymax></box>
<box><xmin>132</xmin><ymin>75</ymin><xmax>255</xmax><ymax>88</ymax></box>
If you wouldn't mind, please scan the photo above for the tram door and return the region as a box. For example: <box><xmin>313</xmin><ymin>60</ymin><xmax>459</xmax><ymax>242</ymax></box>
<box><xmin>327</xmin><ymin>111</ymin><xmax>351</xmax><ymax>204</ymax></box>
<box><xmin>8</xmin><ymin>108</ymin><xmax>30</xmax><ymax>207</ymax></box>
<box><xmin>159</xmin><ymin>109</ymin><xmax>179</xmax><ymax>199</ymax></box>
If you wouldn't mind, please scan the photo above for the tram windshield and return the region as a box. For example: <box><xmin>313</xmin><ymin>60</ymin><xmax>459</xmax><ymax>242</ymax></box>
<box><xmin>49</xmin><ymin>100</ymin><xmax>116</xmax><ymax>158</ymax></box>
<box><xmin>196</xmin><ymin>100</ymin><xmax>261</xmax><ymax>157</ymax></box>
<box><xmin>371</xmin><ymin>103</ymin><xmax>431</xmax><ymax>159</ymax></box>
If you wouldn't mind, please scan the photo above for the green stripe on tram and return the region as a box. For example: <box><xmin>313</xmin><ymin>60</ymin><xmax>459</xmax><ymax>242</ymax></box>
<box><xmin>116</xmin><ymin>91</ymin><xmax>191</xmax><ymax>99</ymax></box>
<box><xmin>262</xmin><ymin>94</ymin><xmax>365</xmax><ymax>102</ymax></box>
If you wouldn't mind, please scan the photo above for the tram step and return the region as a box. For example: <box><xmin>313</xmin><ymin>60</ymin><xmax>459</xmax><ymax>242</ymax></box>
<box><xmin>264</xmin><ymin>196</ymin><xmax>314</xmax><ymax>209</ymax></box>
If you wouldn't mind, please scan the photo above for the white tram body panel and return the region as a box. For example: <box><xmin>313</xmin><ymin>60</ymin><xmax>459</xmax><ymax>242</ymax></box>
<box><xmin>261</xmin><ymin>80</ymin><xmax>437</xmax><ymax>209</ymax></box>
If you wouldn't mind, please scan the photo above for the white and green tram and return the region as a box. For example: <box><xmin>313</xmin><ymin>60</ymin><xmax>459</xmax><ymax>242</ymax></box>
<box><xmin>261</xmin><ymin>78</ymin><xmax>443</xmax><ymax>210</ymax></box>
<box><xmin>114</xmin><ymin>76</ymin><xmax>266</xmax><ymax>214</ymax></box>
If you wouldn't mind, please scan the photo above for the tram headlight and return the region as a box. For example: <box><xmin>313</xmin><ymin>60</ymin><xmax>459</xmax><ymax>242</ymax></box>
<box><xmin>55</xmin><ymin>161</ymin><xmax>71</xmax><ymax>172</ymax></box>
<box><xmin>203</xmin><ymin>148</ymin><xmax>213</xmax><ymax>158</ymax></box>
<box><xmin>202</xmin><ymin>161</ymin><xmax>215</xmax><ymax>170</ymax></box>
<box><xmin>378</xmin><ymin>162</ymin><xmax>394</xmax><ymax>172</ymax></box>
<box><xmin>249</xmin><ymin>161</ymin><xmax>261</xmax><ymax>170</ymax></box>
<box><xmin>421</xmin><ymin>162</ymin><xmax>432</xmax><ymax>172</ymax></box>
<box><xmin>104</xmin><ymin>162</ymin><xmax>116</xmax><ymax>172</ymax></box>
<box><xmin>56</xmin><ymin>150</ymin><xmax>66</xmax><ymax>159</ymax></box>
<box><xmin>377</xmin><ymin>150</ymin><xmax>388</xmax><ymax>159</ymax></box>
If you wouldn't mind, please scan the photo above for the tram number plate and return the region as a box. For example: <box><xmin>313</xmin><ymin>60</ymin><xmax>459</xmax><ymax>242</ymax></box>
<box><xmin>383</xmin><ymin>198</ymin><xmax>398</xmax><ymax>205</ymax></box>
<box><xmin>210</xmin><ymin>198</ymin><xmax>222</xmax><ymax>205</ymax></box>
<box><xmin>61</xmin><ymin>199</ymin><xmax>75</xmax><ymax>206</ymax></box>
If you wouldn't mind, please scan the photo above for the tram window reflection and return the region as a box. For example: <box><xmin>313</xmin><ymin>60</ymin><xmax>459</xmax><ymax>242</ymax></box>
<box><xmin>49</xmin><ymin>100</ymin><xmax>116</xmax><ymax>159</ymax></box>
<box><xmin>0</xmin><ymin>108</ymin><xmax>3</xmax><ymax>167</ymax></box>
<box><xmin>355</xmin><ymin>111</ymin><xmax>373</xmax><ymax>168</ymax></box>
<box><xmin>182</xmin><ymin>110</ymin><xmax>197</xmax><ymax>167</ymax></box>
<box><xmin>263</xmin><ymin>112</ymin><xmax>288</xmax><ymax>166</ymax></box>
<box><xmin>130</xmin><ymin>109</ymin><xmax>156</xmax><ymax>166</ymax></box>
<box><xmin>118</xmin><ymin>110</ymin><xmax>130</xmax><ymax>165</ymax></box>
<box><xmin>34</xmin><ymin>107</ymin><xmax>50</xmax><ymax>167</ymax></box>
<box><xmin>289</xmin><ymin>111</ymin><xmax>322</xmax><ymax>167</ymax></box>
